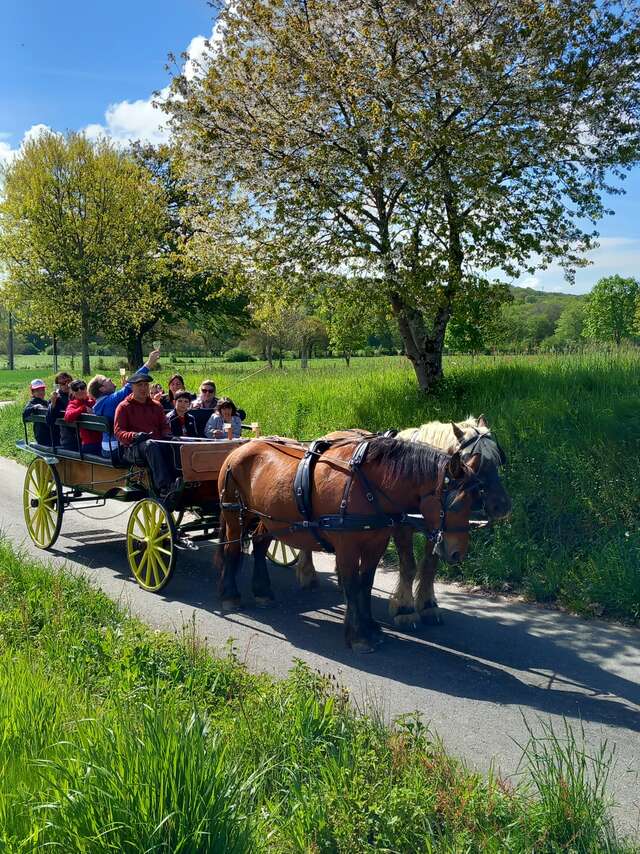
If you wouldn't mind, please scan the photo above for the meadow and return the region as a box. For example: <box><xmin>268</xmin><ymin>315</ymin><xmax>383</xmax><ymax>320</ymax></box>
<box><xmin>0</xmin><ymin>537</ymin><xmax>630</xmax><ymax>852</ymax></box>
<box><xmin>1</xmin><ymin>351</ymin><xmax>639</xmax><ymax>622</ymax></box>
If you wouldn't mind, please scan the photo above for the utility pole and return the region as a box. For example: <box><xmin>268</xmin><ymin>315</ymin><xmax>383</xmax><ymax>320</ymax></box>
<box><xmin>8</xmin><ymin>311</ymin><xmax>15</xmax><ymax>370</ymax></box>
<box><xmin>52</xmin><ymin>334</ymin><xmax>58</xmax><ymax>373</ymax></box>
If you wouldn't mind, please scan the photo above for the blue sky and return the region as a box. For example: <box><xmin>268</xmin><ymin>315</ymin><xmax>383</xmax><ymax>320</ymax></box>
<box><xmin>1</xmin><ymin>0</ymin><xmax>637</xmax><ymax>294</ymax></box>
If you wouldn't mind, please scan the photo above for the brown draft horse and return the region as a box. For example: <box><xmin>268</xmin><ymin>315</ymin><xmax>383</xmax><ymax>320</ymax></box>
<box><xmin>217</xmin><ymin>435</ymin><xmax>480</xmax><ymax>652</ymax></box>
<box><xmin>294</xmin><ymin>416</ymin><xmax>511</xmax><ymax>626</ymax></box>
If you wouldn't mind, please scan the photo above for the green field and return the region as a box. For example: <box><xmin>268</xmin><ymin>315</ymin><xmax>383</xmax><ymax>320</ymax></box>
<box><xmin>0</xmin><ymin>538</ymin><xmax>630</xmax><ymax>852</ymax></box>
<box><xmin>1</xmin><ymin>351</ymin><xmax>639</xmax><ymax>622</ymax></box>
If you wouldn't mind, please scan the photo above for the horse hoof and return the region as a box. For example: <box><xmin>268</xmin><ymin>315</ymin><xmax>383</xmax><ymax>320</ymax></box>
<box><xmin>420</xmin><ymin>606</ymin><xmax>443</xmax><ymax>625</ymax></box>
<box><xmin>351</xmin><ymin>640</ymin><xmax>375</xmax><ymax>654</ymax></box>
<box><xmin>393</xmin><ymin>609</ymin><xmax>420</xmax><ymax>628</ymax></box>
<box><xmin>254</xmin><ymin>595</ymin><xmax>275</xmax><ymax>608</ymax></box>
<box><xmin>221</xmin><ymin>597</ymin><xmax>242</xmax><ymax>613</ymax></box>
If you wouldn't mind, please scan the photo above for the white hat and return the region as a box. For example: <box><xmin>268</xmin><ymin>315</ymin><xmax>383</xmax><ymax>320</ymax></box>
<box><xmin>30</xmin><ymin>378</ymin><xmax>46</xmax><ymax>390</ymax></box>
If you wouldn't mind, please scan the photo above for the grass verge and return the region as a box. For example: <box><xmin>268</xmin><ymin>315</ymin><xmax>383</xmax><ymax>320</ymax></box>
<box><xmin>0</xmin><ymin>537</ymin><xmax>635</xmax><ymax>852</ymax></box>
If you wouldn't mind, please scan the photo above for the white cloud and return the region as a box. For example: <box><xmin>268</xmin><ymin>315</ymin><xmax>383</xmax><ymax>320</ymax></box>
<box><xmin>0</xmin><ymin>123</ymin><xmax>61</xmax><ymax>165</ymax></box>
<box><xmin>506</xmin><ymin>238</ymin><xmax>640</xmax><ymax>294</ymax></box>
<box><xmin>0</xmin><ymin>139</ymin><xmax>15</xmax><ymax>164</ymax></box>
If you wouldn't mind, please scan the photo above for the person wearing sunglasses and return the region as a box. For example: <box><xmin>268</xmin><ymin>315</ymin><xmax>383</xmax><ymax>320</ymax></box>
<box><xmin>192</xmin><ymin>380</ymin><xmax>218</xmax><ymax>410</ymax></box>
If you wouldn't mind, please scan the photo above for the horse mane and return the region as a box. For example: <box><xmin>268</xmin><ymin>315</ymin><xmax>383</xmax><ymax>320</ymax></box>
<box><xmin>397</xmin><ymin>416</ymin><xmax>503</xmax><ymax>470</ymax></box>
<box><xmin>365</xmin><ymin>436</ymin><xmax>451</xmax><ymax>488</ymax></box>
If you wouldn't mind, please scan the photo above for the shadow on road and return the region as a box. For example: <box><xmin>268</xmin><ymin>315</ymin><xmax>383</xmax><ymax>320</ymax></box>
<box><xmin>53</xmin><ymin>530</ymin><xmax>640</xmax><ymax>733</ymax></box>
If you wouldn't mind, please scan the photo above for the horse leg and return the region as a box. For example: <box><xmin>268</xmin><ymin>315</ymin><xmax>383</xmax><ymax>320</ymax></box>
<box><xmin>295</xmin><ymin>549</ymin><xmax>318</xmax><ymax>589</ymax></box>
<box><xmin>388</xmin><ymin>528</ymin><xmax>420</xmax><ymax>628</ymax></box>
<box><xmin>414</xmin><ymin>549</ymin><xmax>443</xmax><ymax>625</ymax></box>
<box><xmin>252</xmin><ymin>533</ymin><xmax>275</xmax><ymax>607</ymax></box>
<box><xmin>335</xmin><ymin>546</ymin><xmax>375</xmax><ymax>653</ymax></box>
<box><xmin>218</xmin><ymin>515</ymin><xmax>243</xmax><ymax>611</ymax></box>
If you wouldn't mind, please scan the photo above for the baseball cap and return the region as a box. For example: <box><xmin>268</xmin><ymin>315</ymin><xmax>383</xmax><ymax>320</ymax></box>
<box><xmin>30</xmin><ymin>379</ymin><xmax>46</xmax><ymax>390</ymax></box>
<box><xmin>127</xmin><ymin>371</ymin><xmax>152</xmax><ymax>384</ymax></box>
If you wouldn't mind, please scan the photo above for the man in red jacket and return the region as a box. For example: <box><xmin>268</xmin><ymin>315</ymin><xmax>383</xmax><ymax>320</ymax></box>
<box><xmin>114</xmin><ymin>372</ymin><xmax>176</xmax><ymax>495</ymax></box>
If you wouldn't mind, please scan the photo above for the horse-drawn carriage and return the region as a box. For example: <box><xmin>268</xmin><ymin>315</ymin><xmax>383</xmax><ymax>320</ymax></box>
<box><xmin>18</xmin><ymin>410</ymin><xmax>299</xmax><ymax>592</ymax></box>
<box><xmin>18</xmin><ymin>408</ymin><xmax>510</xmax><ymax>651</ymax></box>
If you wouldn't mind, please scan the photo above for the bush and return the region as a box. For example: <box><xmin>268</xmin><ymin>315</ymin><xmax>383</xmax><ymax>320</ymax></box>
<box><xmin>223</xmin><ymin>348</ymin><xmax>256</xmax><ymax>363</ymax></box>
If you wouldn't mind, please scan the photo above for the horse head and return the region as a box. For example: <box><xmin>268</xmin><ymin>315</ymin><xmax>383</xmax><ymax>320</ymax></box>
<box><xmin>419</xmin><ymin>451</ymin><xmax>481</xmax><ymax>566</ymax></box>
<box><xmin>451</xmin><ymin>415</ymin><xmax>511</xmax><ymax>521</ymax></box>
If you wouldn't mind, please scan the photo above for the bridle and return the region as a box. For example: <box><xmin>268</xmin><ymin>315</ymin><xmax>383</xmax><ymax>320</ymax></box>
<box><xmin>452</xmin><ymin>427</ymin><xmax>507</xmax><ymax>508</ymax></box>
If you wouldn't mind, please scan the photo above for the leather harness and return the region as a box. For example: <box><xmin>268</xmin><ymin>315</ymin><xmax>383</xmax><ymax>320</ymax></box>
<box><xmin>221</xmin><ymin>436</ymin><xmax>478</xmax><ymax>556</ymax></box>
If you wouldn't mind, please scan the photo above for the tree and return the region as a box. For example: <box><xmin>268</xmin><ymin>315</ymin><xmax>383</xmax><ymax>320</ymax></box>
<box><xmin>445</xmin><ymin>279</ymin><xmax>512</xmax><ymax>354</ymax></box>
<box><xmin>0</xmin><ymin>131</ymin><xmax>168</xmax><ymax>374</ymax></box>
<box><xmin>583</xmin><ymin>275</ymin><xmax>639</xmax><ymax>346</ymax></box>
<box><xmin>554</xmin><ymin>300</ymin><xmax>586</xmax><ymax>347</ymax></box>
<box><xmin>317</xmin><ymin>275</ymin><xmax>381</xmax><ymax>366</ymax></box>
<box><xmin>166</xmin><ymin>0</ymin><xmax>640</xmax><ymax>392</ymax></box>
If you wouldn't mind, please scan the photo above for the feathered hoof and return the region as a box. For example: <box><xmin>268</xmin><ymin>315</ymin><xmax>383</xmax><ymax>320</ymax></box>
<box><xmin>254</xmin><ymin>595</ymin><xmax>275</xmax><ymax>608</ymax></box>
<box><xmin>351</xmin><ymin>639</ymin><xmax>375</xmax><ymax>654</ymax></box>
<box><xmin>221</xmin><ymin>597</ymin><xmax>242</xmax><ymax>613</ymax></box>
<box><xmin>393</xmin><ymin>609</ymin><xmax>420</xmax><ymax>628</ymax></box>
<box><xmin>420</xmin><ymin>605</ymin><xmax>443</xmax><ymax>625</ymax></box>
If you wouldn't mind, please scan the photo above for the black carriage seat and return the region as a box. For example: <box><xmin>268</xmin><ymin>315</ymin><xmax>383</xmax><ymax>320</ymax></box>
<box><xmin>21</xmin><ymin>411</ymin><xmax>125</xmax><ymax>467</ymax></box>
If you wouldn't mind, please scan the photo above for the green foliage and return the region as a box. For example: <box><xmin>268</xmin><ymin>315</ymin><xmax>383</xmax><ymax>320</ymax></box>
<box><xmin>0</xmin><ymin>131</ymin><xmax>169</xmax><ymax>373</ymax></box>
<box><xmin>583</xmin><ymin>275</ymin><xmax>640</xmax><ymax>346</ymax></box>
<box><xmin>0</xmin><ymin>539</ymin><xmax>633</xmax><ymax>852</ymax></box>
<box><xmin>223</xmin><ymin>347</ymin><xmax>256</xmax><ymax>362</ymax></box>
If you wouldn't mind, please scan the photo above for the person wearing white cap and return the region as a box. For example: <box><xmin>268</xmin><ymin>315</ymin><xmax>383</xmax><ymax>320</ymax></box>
<box><xmin>23</xmin><ymin>379</ymin><xmax>51</xmax><ymax>445</ymax></box>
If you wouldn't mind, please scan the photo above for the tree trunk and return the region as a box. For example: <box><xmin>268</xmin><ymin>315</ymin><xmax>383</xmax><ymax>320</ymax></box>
<box><xmin>8</xmin><ymin>312</ymin><xmax>14</xmax><ymax>370</ymax></box>
<box><xmin>301</xmin><ymin>344</ymin><xmax>309</xmax><ymax>369</ymax></box>
<box><xmin>52</xmin><ymin>335</ymin><xmax>58</xmax><ymax>373</ymax></box>
<box><xmin>80</xmin><ymin>310</ymin><xmax>91</xmax><ymax>375</ymax></box>
<box><xmin>278</xmin><ymin>348</ymin><xmax>283</xmax><ymax>369</ymax></box>
<box><xmin>126</xmin><ymin>331</ymin><xmax>144</xmax><ymax>371</ymax></box>
<box><xmin>266</xmin><ymin>341</ymin><xmax>273</xmax><ymax>369</ymax></box>
<box><xmin>343</xmin><ymin>351</ymin><xmax>351</xmax><ymax>367</ymax></box>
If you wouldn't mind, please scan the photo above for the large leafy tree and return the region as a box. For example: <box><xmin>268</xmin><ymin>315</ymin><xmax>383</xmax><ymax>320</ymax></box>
<box><xmin>0</xmin><ymin>131</ymin><xmax>167</xmax><ymax>374</ymax></box>
<box><xmin>166</xmin><ymin>0</ymin><xmax>640</xmax><ymax>391</ymax></box>
<box><xmin>583</xmin><ymin>275</ymin><xmax>639</xmax><ymax>346</ymax></box>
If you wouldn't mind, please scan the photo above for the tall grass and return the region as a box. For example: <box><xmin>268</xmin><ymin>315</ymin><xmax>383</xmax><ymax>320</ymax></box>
<box><xmin>0</xmin><ymin>538</ymin><xmax>634</xmax><ymax>852</ymax></box>
<box><xmin>1</xmin><ymin>351</ymin><xmax>639</xmax><ymax>621</ymax></box>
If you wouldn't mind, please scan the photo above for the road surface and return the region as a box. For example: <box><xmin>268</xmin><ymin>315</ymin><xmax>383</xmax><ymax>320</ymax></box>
<box><xmin>1</xmin><ymin>455</ymin><xmax>639</xmax><ymax>835</ymax></box>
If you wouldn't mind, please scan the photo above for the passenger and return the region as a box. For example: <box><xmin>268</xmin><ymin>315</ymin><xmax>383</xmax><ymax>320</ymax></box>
<box><xmin>192</xmin><ymin>380</ymin><xmax>218</xmax><ymax>410</ymax></box>
<box><xmin>205</xmin><ymin>397</ymin><xmax>243</xmax><ymax>440</ymax></box>
<box><xmin>167</xmin><ymin>391</ymin><xmax>198</xmax><ymax>437</ymax></box>
<box><xmin>23</xmin><ymin>379</ymin><xmax>51</xmax><ymax>445</ymax></box>
<box><xmin>64</xmin><ymin>380</ymin><xmax>102</xmax><ymax>455</ymax></box>
<box><xmin>46</xmin><ymin>371</ymin><xmax>73</xmax><ymax>445</ymax></box>
<box><xmin>159</xmin><ymin>374</ymin><xmax>187</xmax><ymax>412</ymax></box>
<box><xmin>114</xmin><ymin>372</ymin><xmax>176</xmax><ymax>497</ymax></box>
<box><xmin>89</xmin><ymin>349</ymin><xmax>160</xmax><ymax>458</ymax></box>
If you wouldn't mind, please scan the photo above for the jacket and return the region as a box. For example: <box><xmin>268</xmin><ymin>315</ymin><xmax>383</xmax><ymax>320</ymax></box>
<box><xmin>205</xmin><ymin>412</ymin><xmax>242</xmax><ymax>439</ymax></box>
<box><xmin>64</xmin><ymin>397</ymin><xmax>101</xmax><ymax>446</ymax></box>
<box><xmin>93</xmin><ymin>364</ymin><xmax>150</xmax><ymax>454</ymax></box>
<box><xmin>45</xmin><ymin>390</ymin><xmax>69</xmax><ymax>445</ymax></box>
<box><xmin>114</xmin><ymin>394</ymin><xmax>171</xmax><ymax>447</ymax></box>
<box><xmin>167</xmin><ymin>410</ymin><xmax>198</xmax><ymax>438</ymax></box>
<box><xmin>23</xmin><ymin>398</ymin><xmax>51</xmax><ymax>445</ymax></box>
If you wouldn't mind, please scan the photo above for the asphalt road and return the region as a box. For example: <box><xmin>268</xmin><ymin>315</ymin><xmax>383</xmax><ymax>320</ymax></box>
<box><xmin>1</xmin><ymin>455</ymin><xmax>639</xmax><ymax>836</ymax></box>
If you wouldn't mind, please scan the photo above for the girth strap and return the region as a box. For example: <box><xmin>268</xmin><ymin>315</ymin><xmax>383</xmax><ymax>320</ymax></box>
<box><xmin>292</xmin><ymin>439</ymin><xmax>335</xmax><ymax>553</ymax></box>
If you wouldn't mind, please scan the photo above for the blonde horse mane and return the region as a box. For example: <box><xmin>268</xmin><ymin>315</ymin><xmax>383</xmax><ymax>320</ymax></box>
<box><xmin>397</xmin><ymin>416</ymin><xmax>491</xmax><ymax>454</ymax></box>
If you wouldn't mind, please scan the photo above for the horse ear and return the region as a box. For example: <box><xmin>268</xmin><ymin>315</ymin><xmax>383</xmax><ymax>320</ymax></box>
<box><xmin>447</xmin><ymin>451</ymin><xmax>464</xmax><ymax>480</ymax></box>
<box><xmin>452</xmin><ymin>422</ymin><xmax>465</xmax><ymax>441</ymax></box>
<box><xmin>477</xmin><ymin>414</ymin><xmax>488</xmax><ymax>428</ymax></box>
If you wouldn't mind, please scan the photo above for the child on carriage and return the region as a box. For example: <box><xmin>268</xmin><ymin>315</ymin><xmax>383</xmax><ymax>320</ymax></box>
<box><xmin>63</xmin><ymin>380</ymin><xmax>102</xmax><ymax>455</ymax></box>
<box><xmin>204</xmin><ymin>397</ymin><xmax>243</xmax><ymax>440</ymax></box>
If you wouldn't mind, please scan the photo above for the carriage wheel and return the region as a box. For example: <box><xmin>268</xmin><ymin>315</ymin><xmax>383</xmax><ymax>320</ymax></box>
<box><xmin>126</xmin><ymin>499</ymin><xmax>177</xmax><ymax>592</ymax></box>
<box><xmin>22</xmin><ymin>458</ymin><xmax>63</xmax><ymax>549</ymax></box>
<box><xmin>267</xmin><ymin>541</ymin><xmax>301</xmax><ymax>567</ymax></box>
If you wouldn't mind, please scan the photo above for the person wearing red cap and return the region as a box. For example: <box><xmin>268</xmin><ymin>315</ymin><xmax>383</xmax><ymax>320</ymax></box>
<box><xmin>23</xmin><ymin>379</ymin><xmax>51</xmax><ymax>445</ymax></box>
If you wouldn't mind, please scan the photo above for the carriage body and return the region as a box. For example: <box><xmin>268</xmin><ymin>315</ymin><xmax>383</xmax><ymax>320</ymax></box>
<box><xmin>17</xmin><ymin>410</ymin><xmax>297</xmax><ymax>592</ymax></box>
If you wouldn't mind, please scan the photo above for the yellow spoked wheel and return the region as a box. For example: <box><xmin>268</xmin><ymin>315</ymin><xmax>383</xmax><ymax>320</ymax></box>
<box><xmin>267</xmin><ymin>541</ymin><xmax>301</xmax><ymax>567</ymax></box>
<box><xmin>22</xmin><ymin>458</ymin><xmax>63</xmax><ymax>549</ymax></box>
<box><xmin>126</xmin><ymin>499</ymin><xmax>177</xmax><ymax>592</ymax></box>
